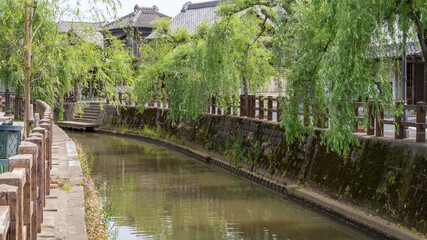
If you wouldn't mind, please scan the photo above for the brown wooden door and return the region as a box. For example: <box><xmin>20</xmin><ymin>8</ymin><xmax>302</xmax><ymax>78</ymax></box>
<box><xmin>414</xmin><ymin>63</ymin><xmax>425</xmax><ymax>103</ymax></box>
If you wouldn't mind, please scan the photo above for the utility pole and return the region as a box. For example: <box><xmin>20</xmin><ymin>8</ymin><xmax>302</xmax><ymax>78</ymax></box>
<box><xmin>24</xmin><ymin>0</ymin><xmax>31</xmax><ymax>138</ymax></box>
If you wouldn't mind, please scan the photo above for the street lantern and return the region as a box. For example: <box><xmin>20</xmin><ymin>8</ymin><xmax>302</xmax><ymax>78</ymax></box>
<box><xmin>0</xmin><ymin>125</ymin><xmax>23</xmax><ymax>168</ymax></box>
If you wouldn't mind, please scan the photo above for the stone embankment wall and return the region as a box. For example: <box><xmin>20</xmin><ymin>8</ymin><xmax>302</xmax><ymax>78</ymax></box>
<box><xmin>60</xmin><ymin>103</ymin><xmax>427</xmax><ymax>234</ymax></box>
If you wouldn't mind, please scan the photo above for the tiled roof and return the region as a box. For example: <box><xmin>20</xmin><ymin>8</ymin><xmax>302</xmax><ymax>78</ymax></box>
<box><xmin>57</xmin><ymin>21</ymin><xmax>104</xmax><ymax>33</ymax></box>
<box><xmin>170</xmin><ymin>1</ymin><xmax>219</xmax><ymax>34</ymax></box>
<box><xmin>104</xmin><ymin>5</ymin><xmax>169</xmax><ymax>30</ymax></box>
<box><xmin>57</xmin><ymin>21</ymin><xmax>104</xmax><ymax>47</ymax></box>
<box><xmin>372</xmin><ymin>42</ymin><xmax>422</xmax><ymax>59</ymax></box>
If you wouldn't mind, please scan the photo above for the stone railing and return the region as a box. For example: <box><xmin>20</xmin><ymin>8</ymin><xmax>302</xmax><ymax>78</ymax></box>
<box><xmin>0</xmin><ymin>100</ymin><xmax>53</xmax><ymax>240</ymax></box>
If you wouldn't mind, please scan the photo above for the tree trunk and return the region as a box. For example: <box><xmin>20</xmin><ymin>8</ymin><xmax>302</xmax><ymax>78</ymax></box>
<box><xmin>24</xmin><ymin>0</ymin><xmax>31</xmax><ymax>138</ymax></box>
<box><xmin>243</xmin><ymin>76</ymin><xmax>249</xmax><ymax>95</ymax></box>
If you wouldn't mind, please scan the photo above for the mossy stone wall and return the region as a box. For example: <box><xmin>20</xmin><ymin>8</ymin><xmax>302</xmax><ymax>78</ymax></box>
<box><xmin>91</xmin><ymin>104</ymin><xmax>426</xmax><ymax>233</ymax></box>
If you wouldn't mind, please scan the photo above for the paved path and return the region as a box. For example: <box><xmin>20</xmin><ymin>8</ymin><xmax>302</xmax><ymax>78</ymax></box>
<box><xmin>37</xmin><ymin>125</ymin><xmax>87</xmax><ymax>240</ymax></box>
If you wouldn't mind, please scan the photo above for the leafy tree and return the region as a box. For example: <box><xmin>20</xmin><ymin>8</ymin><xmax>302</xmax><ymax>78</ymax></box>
<box><xmin>135</xmin><ymin>3</ymin><xmax>275</xmax><ymax>122</ymax></box>
<box><xmin>138</xmin><ymin>0</ymin><xmax>427</xmax><ymax>153</ymax></box>
<box><xmin>272</xmin><ymin>0</ymin><xmax>427</xmax><ymax>153</ymax></box>
<box><xmin>0</xmin><ymin>0</ymin><xmax>133</xmax><ymax>136</ymax></box>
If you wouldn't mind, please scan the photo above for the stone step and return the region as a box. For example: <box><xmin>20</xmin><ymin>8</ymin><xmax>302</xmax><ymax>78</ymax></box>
<box><xmin>72</xmin><ymin>118</ymin><xmax>98</xmax><ymax>123</ymax></box>
<box><xmin>81</xmin><ymin>114</ymin><xmax>99</xmax><ymax>118</ymax></box>
<box><xmin>41</xmin><ymin>217</ymin><xmax>55</xmax><ymax>229</ymax></box>
<box><xmin>44</xmin><ymin>202</ymin><xmax>58</xmax><ymax>212</ymax></box>
<box><xmin>83</xmin><ymin>109</ymin><xmax>100</xmax><ymax>113</ymax></box>
<box><xmin>37</xmin><ymin>227</ymin><xmax>54</xmax><ymax>238</ymax></box>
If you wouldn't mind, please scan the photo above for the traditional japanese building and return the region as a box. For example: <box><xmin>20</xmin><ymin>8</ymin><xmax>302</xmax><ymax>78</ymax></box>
<box><xmin>103</xmin><ymin>5</ymin><xmax>169</xmax><ymax>57</ymax></box>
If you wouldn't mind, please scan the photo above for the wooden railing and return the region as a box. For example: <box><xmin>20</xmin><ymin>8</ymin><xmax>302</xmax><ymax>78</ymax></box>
<box><xmin>108</xmin><ymin>92</ymin><xmax>427</xmax><ymax>143</ymax></box>
<box><xmin>0</xmin><ymin>100</ymin><xmax>53</xmax><ymax>240</ymax></box>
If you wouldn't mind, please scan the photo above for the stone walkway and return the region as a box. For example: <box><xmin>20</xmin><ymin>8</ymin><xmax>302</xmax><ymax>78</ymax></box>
<box><xmin>37</xmin><ymin>125</ymin><xmax>87</xmax><ymax>240</ymax></box>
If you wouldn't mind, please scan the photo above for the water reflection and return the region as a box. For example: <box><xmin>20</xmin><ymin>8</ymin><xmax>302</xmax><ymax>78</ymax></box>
<box><xmin>68</xmin><ymin>132</ymin><xmax>378</xmax><ymax>240</ymax></box>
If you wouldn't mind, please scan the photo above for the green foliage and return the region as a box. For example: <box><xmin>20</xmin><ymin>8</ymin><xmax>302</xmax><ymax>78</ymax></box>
<box><xmin>0</xmin><ymin>164</ymin><xmax>7</xmax><ymax>174</ymax></box>
<box><xmin>133</xmin><ymin>0</ymin><xmax>427</xmax><ymax>154</ymax></box>
<box><xmin>205</xmin><ymin>141</ymin><xmax>212</xmax><ymax>151</ymax></box>
<box><xmin>0</xmin><ymin>0</ymin><xmax>132</xmax><ymax>110</ymax></box>
<box><xmin>139</xmin><ymin>125</ymin><xmax>164</xmax><ymax>139</ymax></box>
<box><xmin>134</xmin><ymin>4</ymin><xmax>275</xmax><ymax>123</ymax></box>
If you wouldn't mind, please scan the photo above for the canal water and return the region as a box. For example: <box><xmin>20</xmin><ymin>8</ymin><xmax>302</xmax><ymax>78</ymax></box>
<box><xmin>68</xmin><ymin>132</ymin><xmax>379</xmax><ymax>240</ymax></box>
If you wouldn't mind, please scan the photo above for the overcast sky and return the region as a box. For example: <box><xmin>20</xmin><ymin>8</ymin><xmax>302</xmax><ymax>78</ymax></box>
<box><xmin>63</xmin><ymin>0</ymin><xmax>211</xmax><ymax>21</ymax></box>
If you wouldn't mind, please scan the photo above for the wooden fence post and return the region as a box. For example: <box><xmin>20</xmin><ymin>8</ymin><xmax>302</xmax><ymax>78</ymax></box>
<box><xmin>395</xmin><ymin>101</ymin><xmax>404</xmax><ymax>139</ymax></box>
<box><xmin>376</xmin><ymin>101</ymin><xmax>384</xmax><ymax>137</ymax></box>
<box><xmin>118</xmin><ymin>92</ymin><xmax>123</xmax><ymax>105</ymax></box>
<box><xmin>239</xmin><ymin>95</ymin><xmax>244</xmax><ymax>117</ymax></box>
<box><xmin>277</xmin><ymin>97</ymin><xmax>282</xmax><ymax>122</ymax></box>
<box><xmin>367</xmin><ymin>101</ymin><xmax>374</xmax><ymax>135</ymax></box>
<box><xmin>355</xmin><ymin>102</ymin><xmax>359</xmax><ymax>132</ymax></box>
<box><xmin>316</xmin><ymin>105</ymin><xmax>328</xmax><ymax>129</ymax></box>
<box><xmin>267</xmin><ymin>96</ymin><xmax>273</xmax><ymax>121</ymax></box>
<box><xmin>212</xmin><ymin>96</ymin><xmax>216</xmax><ymax>115</ymax></box>
<box><xmin>259</xmin><ymin>96</ymin><xmax>264</xmax><ymax>120</ymax></box>
<box><xmin>249</xmin><ymin>95</ymin><xmax>255</xmax><ymax>118</ymax></box>
<box><xmin>416</xmin><ymin>101</ymin><xmax>425</xmax><ymax>142</ymax></box>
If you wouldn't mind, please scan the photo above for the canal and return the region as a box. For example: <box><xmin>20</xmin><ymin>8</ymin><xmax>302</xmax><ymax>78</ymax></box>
<box><xmin>68</xmin><ymin>132</ymin><xmax>380</xmax><ymax>240</ymax></box>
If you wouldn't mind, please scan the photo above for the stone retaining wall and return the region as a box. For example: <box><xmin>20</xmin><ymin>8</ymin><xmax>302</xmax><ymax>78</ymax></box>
<box><xmin>62</xmin><ymin>104</ymin><xmax>427</xmax><ymax>234</ymax></box>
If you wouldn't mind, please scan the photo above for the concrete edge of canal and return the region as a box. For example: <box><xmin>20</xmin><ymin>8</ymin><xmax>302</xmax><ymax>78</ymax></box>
<box><xmin>94</xmin><ymin>128</ymin><xmax>425</xmax><ymax>240</ymax></box>
<box><xmin>39</xmin><ymin>125</ymin><xmax>88</xmax><ymax>240</ymax></box>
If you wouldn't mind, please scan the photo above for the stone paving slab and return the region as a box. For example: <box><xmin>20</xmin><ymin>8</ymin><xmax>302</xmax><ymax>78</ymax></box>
<box><xmin>37</xmin><ymin>125</ymin><xmax>88</xmax><ymax>240</ymax></box>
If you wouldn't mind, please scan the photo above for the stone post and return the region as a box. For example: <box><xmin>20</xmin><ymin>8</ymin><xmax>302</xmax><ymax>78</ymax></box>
<box><xmin>0</xmin><ymin>185</ymin><xmax>18</xmax><ymax>240</ymax></box>
<box><xmin>8</xmin><ymin>155</ymin><xmax>33</xmax><ymax>240</ymax></box>
<box><xmin>40</xmin><ymin>119</ymin><xmax>52</xmax><ymax>171</ymax></box>
<box><xmin>18</xmin><ymin>142</ymin><xmax>38</xmax><ymax>240</ymax></box>
<box><xmin>0</xmin><ymin>206</ymin><xmax>10</xmax><ymax>240</ymax></box>
<box><xmin>25</xmin><ymin>136</ymin><xmax>44</xmax><ymax>232</ymax></box>
<box><xmin>0</xmin><ymin>169</ymin><xmax>26</xmax><ymax>240</ymax></box>
<box><xmin>28</xmin><ymin>133</ymin><xmax>45</xmax><ymax>207</ymax></box>
<box><xmin>32</xmin><ymin>127</ymin><xmax>50</xmax><ymax>196</ymax></box>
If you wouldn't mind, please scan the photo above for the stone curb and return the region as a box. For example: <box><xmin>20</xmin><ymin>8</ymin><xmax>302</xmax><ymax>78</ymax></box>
<box><xmin>94</xmin><ymin>129</ymin><xmax>424</xmax><ymax>240</ymax></box>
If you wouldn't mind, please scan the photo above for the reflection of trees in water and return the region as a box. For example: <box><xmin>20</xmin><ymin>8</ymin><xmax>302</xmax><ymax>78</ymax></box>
<box><xmin>69</xmin><ymin>132</ymin><xmax>373</xmax><ymax>240</ymax></box>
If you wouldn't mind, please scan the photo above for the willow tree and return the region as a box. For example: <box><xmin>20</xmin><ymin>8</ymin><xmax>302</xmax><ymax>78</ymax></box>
<box><xmin>270</xmin><ymin>0</ymin><xmax>427</xmax><ymax>153</ymax></box>
<box><xmin>213</xmin><ymin>0</ymin><xmax>426</xmax><ymax>153</ymax></box>
<box><xmin>0</xmin><ymin>0</ymin><xmax>133</xmax><ymax>137</ymax></box>
<box><xmin>135</xmin><ymin>2</ymin><xmax>275</xmax><ymax>122</ymax></box>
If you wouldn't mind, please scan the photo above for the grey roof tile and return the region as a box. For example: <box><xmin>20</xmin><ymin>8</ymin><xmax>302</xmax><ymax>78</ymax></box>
<box><xmin>104</xmin><ymin>5</ymin><xmax>169</xmax><ymax>30</ymax></box>
<box><xmin>57</xmin><ymin>21</ymin><xmax>105</xmax><ymax>47</ymax></box>
<box><xmin>166</xmin><ymin>1</ymin><xmax>219</xmax><ymax>35</ymax></box>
